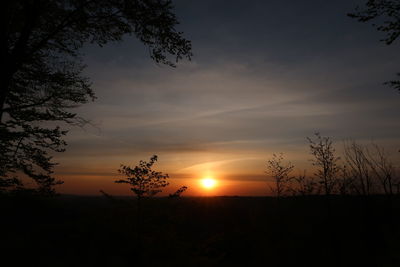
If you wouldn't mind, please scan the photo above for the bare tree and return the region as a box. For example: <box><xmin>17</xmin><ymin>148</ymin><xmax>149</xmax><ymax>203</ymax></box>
<box><xmin>336</xmin><ymin>164</ymin><xmax>356</xmax><ymax>196</ymax></box>
<box><xmin>266</xmin><ymin>153</ymin><xmax>294</xmax><ymax>198</ymax></box>
<box><xmin>367</xmin><ymin>143</ymin><xmax>398</xmax><ymax>195</ymax></box>
<box><xmin>343</xmin><ymin>140</ymin><xmax>374</xmax><ymax>195</ymax></box>
<box><xmin>307</xmin><ymin>133</ymin><xmax>340</xmax><ymax>196</ymax></box>
<box><xmin>290</xmin><ymin>171</ymin><xmax>318</xmax><ymax>196</ymax></box>
<box><xmin>343</xmin><ymin>141</ymin><xmax>399</xmax><ymax>195</ymax></box>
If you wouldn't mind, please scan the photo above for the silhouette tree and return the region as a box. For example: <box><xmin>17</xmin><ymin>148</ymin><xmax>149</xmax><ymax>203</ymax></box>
<box><xmin>336</xmin><ymin>164</ymin><xmax>355</xmax><ymax>195</ymax></box>
<box><xmin>343</xmin><ymin>140</ymin><xmax>374</xmax><ymax>195</ymax></box>
<box><xmin>266</xmin><ymin>153</ymin><xmax>294</xmax><ymax>198</ymax></box>
<box><xmin>115</xmin><ymin>155</ymin><xmax>169</xmax><ymax>259</ymax></box>
<box><xmin>290</xmin><ymin>171</ymin><xmax>319</xmax><ymax>196</ymax></box>
<box><xmin>367</xmin><ymin>143</ymin><xmax>398</xmax><ymax>195</ymax></box>
<box><xmin>307</xmin><ymin>133</ymin><xmax>340</xmax><ymax>196</ymax></box>
<box><xmin>348</xmin><ymin>0</ymin><xmax>400</xmax><ymax>45</ymax></box>
<box><xmin>348</xmin><ymin>0</ymin><xmax>400</xmax><ymax>93</ymax></box>
<box><xmin>116</xmin><ymin>155</ymin><xmax>169</xmax><ymax>200</ymax></box>
<box><xmin>343</xmin><ymin>140</ymin><xmax>399</xmax><ymax>195</ymax></box>
<box><xmin>0</xmin><ymin>0</ymin><xmax>192</xmax><ymax>193</ymax></box>
<box><xmin>169</xmin><ymin>186</ymin><xmax>188</xmax><ymax>198</ymax></box>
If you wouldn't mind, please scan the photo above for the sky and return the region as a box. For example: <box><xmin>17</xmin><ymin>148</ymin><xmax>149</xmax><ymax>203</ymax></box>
<box><xmin>55</xmin><ymin>0</ymin><xmax>399</xmax><ymax>196</ymax></box>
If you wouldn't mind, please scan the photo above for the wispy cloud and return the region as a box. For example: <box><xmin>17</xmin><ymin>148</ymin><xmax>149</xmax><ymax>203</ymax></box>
<box><xmin>57</xmin><ymin>0</ymin><xmax>400</xmax><ymax>195</ymax></box>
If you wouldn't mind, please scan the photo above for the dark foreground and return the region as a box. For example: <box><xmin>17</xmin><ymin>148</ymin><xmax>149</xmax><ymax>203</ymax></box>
<box><xmin>1</xmin><ymin>194</ymin><xmax>400</xmax><ymax>267</ymax></box>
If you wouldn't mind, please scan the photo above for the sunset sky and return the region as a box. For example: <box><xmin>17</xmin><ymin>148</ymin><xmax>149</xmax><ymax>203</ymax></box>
<box><xmin>55</xmin><ymin>0</ymin><xmax>399</xmax><ymax>196</ymax></box>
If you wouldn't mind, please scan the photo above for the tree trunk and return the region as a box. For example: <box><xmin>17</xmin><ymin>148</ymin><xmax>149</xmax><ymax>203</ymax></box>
<box><xmin>0</xmin><ymin>70</ymin><xmax>13</xmax><ymax>123</ymax></box>
<box><xmin>136</xmin><ymin>195</ymin><xmax>142</xmax><ymax>264</ymax></box>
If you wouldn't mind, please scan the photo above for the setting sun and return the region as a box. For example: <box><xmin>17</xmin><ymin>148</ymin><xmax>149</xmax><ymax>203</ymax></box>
<box><xmin>201</xmin><ymin>178</ymin><xmax>217</xmax><ymax>189</ymax></box>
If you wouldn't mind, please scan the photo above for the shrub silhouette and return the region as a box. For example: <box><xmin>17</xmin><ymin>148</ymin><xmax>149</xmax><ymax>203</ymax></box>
<box><xmin>290</xmin><ymin>171</ymin><xmax>319</xmax><ymax>196</ymax></box>
<box><xmin>169</xmin><ymin>186</ymin><xmax>188</xmax><ymax>198</ymax></box>
<box><xmin>264</xmin><ymin>134</ymin><xmax>399</xmax><ymax>198</ymax></box>
<box><xmin>266</xmin><ymin>153</ymin><xmax>294</xmax><ymax>198</ymax></box>
<box><xmin>115</xmin><ymin>154</ymin><xmax>169</xmax><ymax>259</ymax></box>
<box><xmin>115</xmin><ymin>155</ymin><xmax>169</xmax><ymax>199</ymax></box>
<box><xmin>343</xmin><ymin>140</ymin><xmax>399</xmax><ymax>195</ymax></box>
<box><xmin>307</xmin><ymin>133</ymin><xmax>340</xmax><ymax>196</ymax></box>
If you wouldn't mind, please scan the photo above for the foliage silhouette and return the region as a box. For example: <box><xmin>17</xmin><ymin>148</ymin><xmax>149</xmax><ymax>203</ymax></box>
<box><xmin>348</xmin><ymin>0</ymin><xmax>400</xmax><ymax>45</ymax></box>
<box><xmin>0</xmin><ymin>0</ymin><xmax>192</xmax><ymax>194</ymax></box>
<box><xmin>115</xmin><ymin>155</ymin><xmax>169</xmax><ymax>262</ymax></box>
<box><xmin>169</xmin><ymin>186</ymin><xmax>188</xmax><ymax>198</ymax></box>
<box><xmin>348</xmin><ymin>0</ymin><xmax>400</xmax><ymax>93</ymax></box>
<box><xmin>115</xmin><ymin>155</ymin><xmax>169</xmax><ymax>199</ymax></box>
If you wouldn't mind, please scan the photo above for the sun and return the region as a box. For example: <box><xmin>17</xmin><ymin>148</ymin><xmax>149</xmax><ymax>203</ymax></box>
<box><xmin>201</xmin><ymin>177</ymin><xmax>217</xmax><ymax>189</ymax></box>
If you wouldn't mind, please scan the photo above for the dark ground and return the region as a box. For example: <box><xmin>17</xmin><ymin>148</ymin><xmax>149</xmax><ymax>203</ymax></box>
<box><xmin>1</xmin><ymin>194</ymin><xmax>399</xmax><ymax>267</ymax></box>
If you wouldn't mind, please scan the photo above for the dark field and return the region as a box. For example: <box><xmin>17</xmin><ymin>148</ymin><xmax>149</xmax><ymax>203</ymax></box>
<box><xmin>2</xmin><ymin>195</ymin><xmax>400</xmax><ymax>267</ymax></box>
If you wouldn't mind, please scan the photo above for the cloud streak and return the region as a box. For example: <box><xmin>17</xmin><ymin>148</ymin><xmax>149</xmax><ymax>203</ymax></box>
<box><xmin>56</xmin><ymin>0</ymin><xmax>400</xmax><ymax>195</ymax></box>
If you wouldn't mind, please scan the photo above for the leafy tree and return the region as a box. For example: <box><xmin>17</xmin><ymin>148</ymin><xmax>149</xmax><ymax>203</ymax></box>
<box><xmin>0</xmin><ymin>0</ymin><xmax>192</xmax><ymax>194</ymax></box>
<box><xmin>307</xmin><ymin>133</ymin><xmax>340</xmax><ymax>196</ymax></box>
<box><xmin>169</xmin><ymin>185</ymin><xmax>188</xmax><ymax>198</ymax></box>
<box><xmin>115</xmin><ymin>155</ymin><xmax>169</xmax><ymax>255</ymax></box>
<box><xmin>348</xmin><ymin>0</ymin><xmax>400</xmax><ymax>93</ymax></box>
<box><xmin>266</xmin><ymin>153</ymin><xmax>294</xmax><ymax>198</ymax></box>
<box><xmin>115</xmin><ymin>155</ymin><xmax>169</xmax><ymax>199</ymax></box>
<box><xmin>348</xmin><ymin>0</ymin><xmax>400</xmax><ymax>45</ymax></box>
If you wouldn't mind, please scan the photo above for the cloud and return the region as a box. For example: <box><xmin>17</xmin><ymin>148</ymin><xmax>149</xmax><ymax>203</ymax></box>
<box><xmin>56</xmin><ymin>0</ymin><xmax>400</xmax><ymax>195</ymax></box>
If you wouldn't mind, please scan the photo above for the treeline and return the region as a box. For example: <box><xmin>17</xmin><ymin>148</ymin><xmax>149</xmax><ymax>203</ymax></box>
<box><xmin>266</xmin><ymin>133</ymin><xmax>400</xmax><ymax>197</ymax></box>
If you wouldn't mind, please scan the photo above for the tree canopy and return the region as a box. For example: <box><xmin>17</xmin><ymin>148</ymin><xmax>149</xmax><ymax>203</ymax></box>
<box><xmin>348</xmin><ymin>0</ymin><xmax>400</xmax><ymax>93</ymax></box>
<box><xmin>115</xmin><ymin>155</ymin><xmax>169</xmax><ymax>198</ymax></box>
<box><xmin>0</xmin><ymin>0</ymin><xmax>192</xmax><ymax>194</ymax></box>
